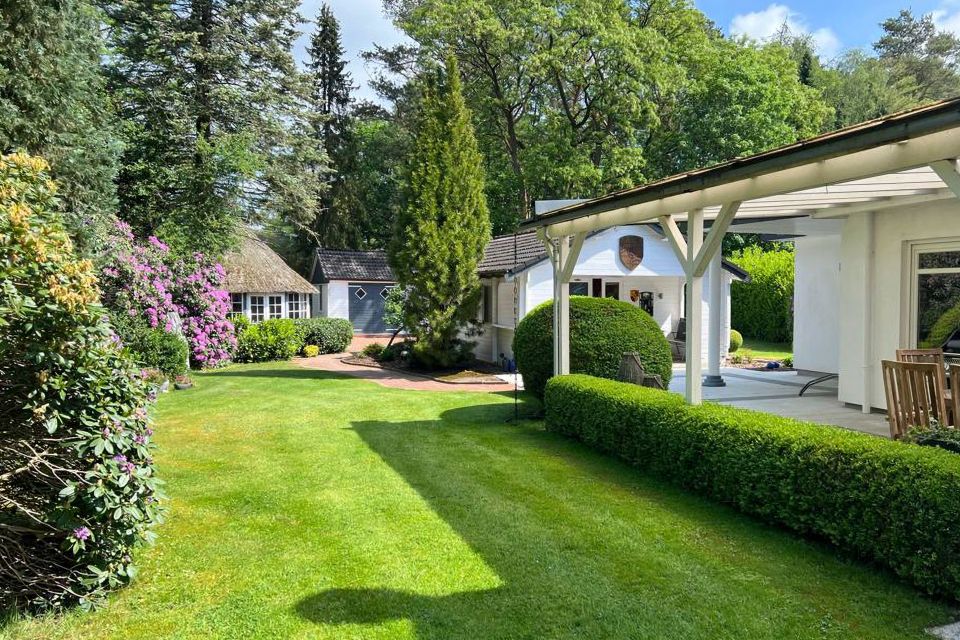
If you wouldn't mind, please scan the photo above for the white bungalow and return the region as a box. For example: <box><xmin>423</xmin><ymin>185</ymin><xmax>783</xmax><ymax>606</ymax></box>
<box><xmin>519</xmin><ymin>97</ymin><xmax>960</xmax><ymax>412</ymax></box>
<box><xmin>474</xmin><ymin>220</ymin><xmax>748</xmax><ymax>367</ymax></box>
<box><xmin>221</xmin><ymin>232</ymin><xmax>317</xmax><ymax>322</ymax></box>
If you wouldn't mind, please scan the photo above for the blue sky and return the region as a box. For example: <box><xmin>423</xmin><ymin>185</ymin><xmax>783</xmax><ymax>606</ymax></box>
<box><xmin>298</xmin><ymin>1</ymin><xmax>960</xmax><ymax>101</ymax></box>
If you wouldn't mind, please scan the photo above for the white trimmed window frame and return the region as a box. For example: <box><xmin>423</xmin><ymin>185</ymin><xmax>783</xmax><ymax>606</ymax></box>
<box><xmin>907</xmin><ymin>238</ymin><xmax>960</xmax><ymax>352</ymax></box>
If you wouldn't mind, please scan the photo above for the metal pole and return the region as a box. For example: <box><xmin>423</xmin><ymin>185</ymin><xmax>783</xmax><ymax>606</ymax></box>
<box><xmin>704</xmin><ymin>251</ymin><xmax>726</xmax><ymax>387</ymax></box>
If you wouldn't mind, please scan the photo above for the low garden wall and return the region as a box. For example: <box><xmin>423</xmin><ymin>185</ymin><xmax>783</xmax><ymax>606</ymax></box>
<box><xmin>545</xmin><ymin>374</ymin><xmax>960</xmax><ymax>599</ymax></box>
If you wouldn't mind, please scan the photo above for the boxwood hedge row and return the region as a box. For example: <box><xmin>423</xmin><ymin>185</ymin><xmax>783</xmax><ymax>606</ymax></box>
<box><xmin>544</xmin><ymin>374</ymin><xmax>960</xmax><ymax>599</ymax></box>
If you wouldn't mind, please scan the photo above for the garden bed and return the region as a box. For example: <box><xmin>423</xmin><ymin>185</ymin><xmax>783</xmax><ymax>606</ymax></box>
<box><xmin>341</xmin><ymin>353</ymin><xmax>506</xmax><ymax>384</ymax></box>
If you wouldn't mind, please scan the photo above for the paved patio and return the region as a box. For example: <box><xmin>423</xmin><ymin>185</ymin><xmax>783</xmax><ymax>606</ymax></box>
<box><xmin>668</xmin><ymin>366</ymin><xmax>890</xmax><ymax>438</ymax></box>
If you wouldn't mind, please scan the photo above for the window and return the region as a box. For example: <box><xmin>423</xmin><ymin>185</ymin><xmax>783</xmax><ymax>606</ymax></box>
<box><xmin>914</xmin><ymin>246</ymin><xmax>960</xmax><ymax>354</ymax></box>
<box><xmin>354</xmin><ymin>286</ymin><xmax>367</xmax><ymax>300</ymax></box>
<box><xmin>480</xmin><ymin>284</ymin><xmax>494</xmax><ymax>323</ymax></box>
<box><xmin>287</xmin><ymin>293</ymin><xmax>306</xmax><ymax>319</ymax></box>
<box><xmin>249</xmin><ymin>295</ymin><xmax>265</xmax><ymax>322</ymax></box>
<box><xmin>379</xmin><ymin>287</ymin><xmax>391</xmax><ymax>300</ymax></box>
<box><xmin>604</xmin><ymin>282</ymin><xmax>620</xmax><ymax>300</ymax></box>
<box><xmin>231</xmin><ymin>293</ymin><xmax>244</xmax><ymax>314</ymax></box>
<box><xmin>569</xmin><ymin>282</ymin><xmax>588</xmax><ymax>296</ymax></box>
<box><xmin>269</xmin><ymin>295</ymin><xmax>283</xmax><ymax>319</ymax></box>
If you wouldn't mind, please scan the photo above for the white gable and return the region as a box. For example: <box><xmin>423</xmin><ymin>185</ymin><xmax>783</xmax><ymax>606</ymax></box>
<box><xmin>571</xmin><ymin>225</ymin><xmax>684</xmax><ymax>278</ymax></box>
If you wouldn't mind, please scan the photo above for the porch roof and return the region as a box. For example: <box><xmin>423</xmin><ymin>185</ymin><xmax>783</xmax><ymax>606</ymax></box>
<box><xmin>520</xmin><ymin>97</ymin><xmax>960</xmax><ymax>237</ymax></box>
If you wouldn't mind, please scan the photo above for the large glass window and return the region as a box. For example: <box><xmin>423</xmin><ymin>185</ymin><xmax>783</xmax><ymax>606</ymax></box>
<box><xmin>915</xmin><ymin>247</ymin><xmax>960</xmax><ymax>354</ymax></box>
<box><xmin>604</xmin><ymin>281</ymin><xmax>620</xmax><ymax>300</ymax></box>
<box><xmin>287</xmin><ymin>293</ymin><xmax>306</xmax><ymax>319</ymax></box>
<box><xmin>269</xmin><ymin>295</ymin><xmax>283</xmax><ymax>319</ymax></box>
<box><xmin>569</xmin><ymin>282</ymin><xmax>588</xmax><ymax>296</ymax></box>
<box><xmin>249</xmin><ymin>295</ymin><xmax>265</xmax><ymax>322</ymax></box>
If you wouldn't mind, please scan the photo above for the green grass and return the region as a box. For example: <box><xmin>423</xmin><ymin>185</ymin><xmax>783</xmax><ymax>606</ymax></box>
<box><xmin>2</xmin><ymin>362</ymin><xmax>956</xmax><ymax>639</ymax></box>
<box><xmin>739</xmin><ymin>338</ymin><xmax>793</xmax><ymax>361</ymax></box>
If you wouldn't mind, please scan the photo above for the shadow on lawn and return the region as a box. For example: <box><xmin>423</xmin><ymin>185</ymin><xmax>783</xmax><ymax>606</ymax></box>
<box><xmin>201</xmin><ymin>367</ymin><xmax>348</xmax><ymax>381</ymax></box>
<box><xmin>294</xmin><ymin>403</ymin><xmax>948</xmax><ymax>639</ymax></box>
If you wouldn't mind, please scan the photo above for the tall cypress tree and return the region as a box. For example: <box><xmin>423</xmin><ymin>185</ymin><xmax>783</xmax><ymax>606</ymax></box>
<box><xmin>305</xmin><ymin>3</ymin><xmax>362</xmax><ymax>250</ymax></box>
<box><xmin>102</xmin><ymin>0</ymin><xmax>320</xmax><ymax>257</ymax></box>
<box><xmin>389</xmin><ymin>56</ymin><xmax>491</xmax><ymax>368</ymax></box>
<box><xmin>0</xmin><ymin>0</ymin><xmax>119</xmax><ymax>253</ymax></box>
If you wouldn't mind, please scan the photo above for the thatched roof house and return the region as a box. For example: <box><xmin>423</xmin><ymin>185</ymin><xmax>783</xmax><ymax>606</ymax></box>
<box><xmin>221</xmin><ymin>232</ymin><xmax>316</xmax><ymax>322</ymax></box>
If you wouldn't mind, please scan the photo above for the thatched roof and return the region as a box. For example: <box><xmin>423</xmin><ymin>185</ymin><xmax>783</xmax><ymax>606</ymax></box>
<box><xmin>221</xmin><ymin>233</ymin><xmax>317</xmax><ymax>294</ymax></box>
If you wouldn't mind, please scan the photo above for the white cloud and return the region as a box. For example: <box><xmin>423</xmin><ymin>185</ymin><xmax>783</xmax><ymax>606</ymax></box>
<box><xmin>729</xmin><ymin>4</ymin><xmax>842</xmax><ymax>60</ymax></box>
<box><xmin>932</xmin><ymin>6</ymin><xmax>960</xmax><ymax>36</ymax></box>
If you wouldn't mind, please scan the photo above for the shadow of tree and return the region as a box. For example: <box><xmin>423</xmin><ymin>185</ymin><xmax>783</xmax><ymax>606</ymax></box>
<box><xmin>293</xmin><ymin>404</ymin><xmax>948</xmax><ymax>639</ymax></box>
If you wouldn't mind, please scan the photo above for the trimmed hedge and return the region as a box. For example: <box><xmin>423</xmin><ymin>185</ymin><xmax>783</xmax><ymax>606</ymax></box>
<box><xmin>513</xmin><ymin>296</ymin><xmax>672</xmax><ymax>399</ymax></box>
<box><xmin>137</xmin><ymin>328</ymin><xmax>189</xmax><ymax>377</ymax></box>
<box><xmin>728</xmin><ymin>329</ymin><xmax>743</xmax><ymax>353</ymax></box>
<box><xmin>729</xmin><ymin>246</ymin><xmax>794</xmax><ymax>342</ymax></box>
<box><xmin>293</xmin><ymin>317</ymin><xmax>353</xmax><ymax>354</ymax></box>
<box><xmin>545</xmin><ymin>374</ymin><xmax>960</xmax><ymax>599</ymax></box>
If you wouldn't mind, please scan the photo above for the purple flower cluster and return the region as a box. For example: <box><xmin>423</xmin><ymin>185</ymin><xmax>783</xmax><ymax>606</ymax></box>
<box><xmin>73</xmin><ymin>526</ymin><xmax>92</xmax><ymax>541</ymax></box>
<box><xmin>100</xmin><ymin>222</ymin><xmax>235</xmax><ymax>368</ymax></box>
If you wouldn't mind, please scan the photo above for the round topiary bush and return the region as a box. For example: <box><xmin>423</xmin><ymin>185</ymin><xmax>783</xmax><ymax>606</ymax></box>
<box><xmin>729</xmin><ymin>329</ymin><xmax>743</xmax><ymax>353</ymax></box>
<box><xmin>513</xmin><ymin>296</ymin><xmax>672</xmax><ymax>399</ymax></box>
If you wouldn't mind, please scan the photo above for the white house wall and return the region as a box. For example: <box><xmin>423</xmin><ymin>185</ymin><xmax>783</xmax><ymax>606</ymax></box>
<box><xmin>836</xmin><ymin>198</ymin><xmax>960</xmax><ymax>410</ymax></box>
<box><xmin>475</xmin><ymin>225</ymin><xmax>730</xmax><ymax>365</ymax></box>
<box><xmin>793</xmin><ymin>235</ymin><xmax>841</xmax><ymax>374</ymax></box>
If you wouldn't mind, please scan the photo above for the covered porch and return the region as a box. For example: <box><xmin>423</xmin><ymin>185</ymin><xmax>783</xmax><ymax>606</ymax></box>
<box><xmin>522</xmin><ymin>97</ymin><xmax>960</xmax><ymax>425</ymax></box>
<box><xmin>667</xmin><ymin>366</ymin><xmax>889</xmax><ymax>437</ymax></box>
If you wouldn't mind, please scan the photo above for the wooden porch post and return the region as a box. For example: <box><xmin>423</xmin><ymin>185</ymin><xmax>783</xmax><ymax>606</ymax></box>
<box><xmin>685</xmin><ymin>209</ymin><xmax>704</xmax><ymax>405</ymax></box>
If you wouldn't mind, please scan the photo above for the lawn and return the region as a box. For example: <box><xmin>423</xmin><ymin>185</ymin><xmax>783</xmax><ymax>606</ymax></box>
<box><xmin>2</xmin><ymin>362</ymin><xmax>955</xmax><ymax>639</ymax></box>
<box><xmin>740</xmin><ymin>338</ymin><xmax>793</xmax><ymax>362</ymax></box>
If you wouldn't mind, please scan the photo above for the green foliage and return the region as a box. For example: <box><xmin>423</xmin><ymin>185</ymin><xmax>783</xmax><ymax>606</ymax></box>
<box><xmin>389</xmin><ymin>56</ymin><xmax>491</xmax><ymax>369</ymax></box>
<box><xmin>904</xmin><ymin>422</ymin><xmax>960</xmax><ymax>454</ymax></box>
<box><xmin>920</xmin><ymin>300</ymin><xmax>960</xmax><ymax>350</ymax></box>
<box><xmin>0</xmin><ymin>0</ymin><xmax>120</xmax><ymax>253</ymax></box>
<box><xmin>293</xmin><ymin>317</ymin><xmax>353</xmax><ymax>354</ymax></box>
<box><xmin>729</xmin><ymin>246</ymin><xmax>794</xmax><ymax>342</ymax></box>
<box><xmin>0</xmin><ymin>153</ymin><xmax>162</xmax><ymax>610</ymax></box>
<box><xmin>783</xmin><ymin>355</ymin><xmax>794</xmax><ymax>368</ymax></box>
<box><xmin>303</xmin><ymin>344</ymin><xmax>320</xmax><ymax>358</ymax></box>
<box><xmin>545</xmin><ymin>374</ymin><xmax>960</xmax><ymax>600</ymax></box>
<box><xmin>361</xmin><ymin>342</ymin><xmax>386</xmax><ymax>358</ymax></box>
<box><xmin>514</xmin><ymin>296</ymin><xmax>672</xmax><ymax>400</ymax></box>
<box><xmin>234</xmin><ymin>318</ymin><xmax>301</xmax><ymax>363</ymax></box>
<box><xmin>136</xmin><ymin>329</ymin><xmax>189</xmax><ymax>378</ymax></box>
<box><xmin>101</xmin><ymin>0</ymin><xmax>324</xmax><ymax>257</ymax></box>
<box><xmin>729</xmin><ymin>330</ymin><xmax>743</xmax><ymax>353</ymax></box>
<box><xmin>875</xmin><ymin>10</ymin><xmax>960</xmax><ymax>104</ymax></box>
<box><xmin>385</xmin><ymin>0</ymin><xmax>831</xmax><ymax>230</ymax></box>
<box><xmin>108</xmin><ymin>312</ymin><xmax>188</xmax><ymax>377</ymax></box>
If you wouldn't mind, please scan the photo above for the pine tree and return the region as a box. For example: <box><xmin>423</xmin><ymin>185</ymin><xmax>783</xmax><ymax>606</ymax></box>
<box><xmin>305</xmin><ymin>3</ymin><xmax>362</xmax><ymax>250</ymax></box>
<box><xmin>389</xmin><ymin>56</ymin><xmax>491</xmax><ymax>368</ymax></box>
<box><xmin>103</xmin><ymin>0</ymin><xmax>321</xmax><ymax>257</ymax></box>
<box><xmin>0</xmin><ymin>0</ymin><xmax>120</xmax><ymax>253</ymax></box>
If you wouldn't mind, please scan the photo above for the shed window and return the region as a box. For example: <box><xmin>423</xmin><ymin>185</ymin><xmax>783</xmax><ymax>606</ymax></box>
<box><xmin>249</xmin><ymin>296</ymin><xmax>265</xmax><ymax>322</ymax></box>
<box><xmin>269</xmin><ymin>295</ymin><xmax>283</xmax><ymax>319</ymax></box>
<box><xmin>354</xmin><ymin>287</ymin><xmax>367</xmax><ymax>300</ymax></box>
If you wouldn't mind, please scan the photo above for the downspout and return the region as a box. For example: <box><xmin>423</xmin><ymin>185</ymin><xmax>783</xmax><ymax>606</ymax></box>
<box><xmin>861</xmin><ymin>213</ymin><xmax>875</xmax><ymax>413</ymax></box>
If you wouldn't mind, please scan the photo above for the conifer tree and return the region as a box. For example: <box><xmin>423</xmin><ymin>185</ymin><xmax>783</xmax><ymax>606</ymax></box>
<box><xmin>0</xmin><ymin>0</ymin><xmax>119</xmax><ymax>252</ymax></box>
<box><xmin>305</xmin><ymin>3</ymin><xmax>363</xmax><ymax>250</ymax></box>
<box><xmin>389</xmin><ymin>56</ymin><xmax>491</xmax><ymax>368</ymax></box>
<box><xmin>102</xmin><ymin>0</ymin><xmax>321</xmax><ymax>257</ymax></box>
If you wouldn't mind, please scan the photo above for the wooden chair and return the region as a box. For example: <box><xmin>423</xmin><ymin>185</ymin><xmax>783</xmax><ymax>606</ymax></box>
<box><xmin>896</xmin><ymin>348</ymin><xmax>950</xmax><ymax>424</ymax></box>
<box><xmin>881</xmin><ymin>359</ymin><xmax>948</xmax><ymax>439</ymax></box>
<box><xmin>667</xmin><ymin>318</ymin><xmax>686</xmax><ymax>361</ymax></box>
<box><xmin>617</xmin><ymin>352</ymin><xmax>664</xmax><ymax>389</ymax></box>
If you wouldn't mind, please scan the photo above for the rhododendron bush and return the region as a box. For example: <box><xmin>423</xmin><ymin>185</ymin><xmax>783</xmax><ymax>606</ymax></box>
<box><xmin>100</xmin><ymin>222</ymin><xmax>235</xmax><ymax>368</ymax></box>
<box><xmin>0</xmin><ymin>153</ymin><xmax>163</xmax><ymax>610</ymax></box>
